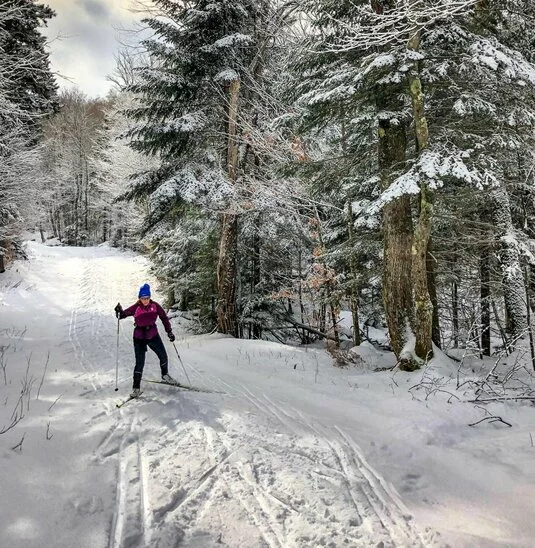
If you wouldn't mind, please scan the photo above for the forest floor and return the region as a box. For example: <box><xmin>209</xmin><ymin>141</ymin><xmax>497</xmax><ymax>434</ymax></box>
<box><xmin>0</xmin><ymin>241</ymin><xmax>534</xmax><ymax>547</ymax></box>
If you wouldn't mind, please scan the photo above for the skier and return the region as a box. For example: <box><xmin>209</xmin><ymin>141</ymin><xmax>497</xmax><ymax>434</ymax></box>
<box><xmin>114</xmin><ymin>283</ymin><xmax>177</xmax><ymax>398</ymax></box>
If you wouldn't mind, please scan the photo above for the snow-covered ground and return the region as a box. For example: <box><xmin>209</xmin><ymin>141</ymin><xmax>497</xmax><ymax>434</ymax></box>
<box><xmin>1</xmin><ymin>242</ymin><xmax>534</xmax><ymax>547</ymax></box>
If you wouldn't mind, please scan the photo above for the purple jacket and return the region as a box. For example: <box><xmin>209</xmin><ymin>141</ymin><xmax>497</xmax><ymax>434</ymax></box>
<box><xmin>121</xmin><ymin>300</ymin><xmax>172</xmax><ymax>340</ymax></box>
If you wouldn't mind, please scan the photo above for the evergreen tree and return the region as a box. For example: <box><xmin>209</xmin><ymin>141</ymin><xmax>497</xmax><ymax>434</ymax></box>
<box><xmin>123</xmin><ymin>0</ymin><xmax>290</xmax><ymax>334</ymax></box>
<box><xmin>0</xmin><ymin>0</ymin><xmax>58</xmax><ymax>134</ymax></box>
<box><xmin>422</xmin><ymin>1</ymin><xmax>535</xmax><ymax>342</ymax></box>
<box><xmin>289</xmin><ymin>0</ymin><xmax>419</xmax><ymax>363</ymax></box>
<box><xmin>0</xmin><ymin>0</ymin><xmax>57</xmax><ymax>272</ymax></box>
<box><xmin>288</xmin><ymin>0</ymin><xmax>535</xmax><ymax>363</ymax></box>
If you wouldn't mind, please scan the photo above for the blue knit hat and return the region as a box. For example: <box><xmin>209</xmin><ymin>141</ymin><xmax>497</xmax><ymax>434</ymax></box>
<box><xmin>138</xmin><ymin>283</ymin><xmax>151</xmax><ymax>298</ymax></box>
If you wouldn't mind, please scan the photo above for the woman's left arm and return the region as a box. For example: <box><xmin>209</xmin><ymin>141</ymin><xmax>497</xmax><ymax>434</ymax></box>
<box><xmin>156</xmin><ymin>303</ymin><xmax>173</xmax><ymax>335</ymax></box>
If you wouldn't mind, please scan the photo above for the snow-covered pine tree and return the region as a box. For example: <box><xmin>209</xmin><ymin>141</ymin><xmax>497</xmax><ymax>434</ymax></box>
<box><xmin>289</xmin><ymin>0</ymin><xmax>421</xmax><ymax>363</ymax></box>
<box><xmin>0</xmin><ymin>0</ymin><xmax>57</xmax><ymax>136</ymax></box>
<box><xmin>290</xmin><ymin>0</ymin><xmax>535</xmax><ymax>362</ymax></box>
<box><xmin>420</xmin><ymin>0</ymin><xmax>535</xmax><ymax>344</ymax></box>
<box><xmin>283</xmin><ymin>75</ymin><xmax>381</xmax><ymax>347</ymax></box>
<box><xmin>0</xmin><ymin>0</ymin><xmax>57</xmax><ymax>271</ymax></box>
<box><xmin>123</xmin><ymin>0</ymin><xmax>287</xmax><ymax>335</ymax></box>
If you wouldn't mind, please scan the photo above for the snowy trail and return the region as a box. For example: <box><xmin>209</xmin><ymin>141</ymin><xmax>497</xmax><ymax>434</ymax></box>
<box><xmin>4</xmin><ymin>242</ymin><xmax>534</xmax><ymax>547</ymax></box>
<box><xmin>0</xmin><ymin>243</ymin><xmax>152</xmax><ymax>548</ymax></box>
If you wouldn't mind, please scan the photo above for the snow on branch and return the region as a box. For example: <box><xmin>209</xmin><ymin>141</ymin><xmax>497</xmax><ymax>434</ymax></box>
<box><xmin>148</xmin><ymin>163</ymin><xmax>233</xmax><ymax>215</ymax></box>
<box><xmin>367</xmin><ymin>148</ymin><xmax>485</xmax><ymax>214</ymax></box>
<box><xmin>201</xmin><ymin>33</ymin><xmax>255</xmax><ymax>53</ymax></box>
<box><xmin>469</xmin><ymin>37</ymin><xmax>535</xmax><ymax>85</ymax></box>
<box><xmin>315</xmin><ymin>0</ymin><xmax>480</xmax><ymax>52</ymax></box>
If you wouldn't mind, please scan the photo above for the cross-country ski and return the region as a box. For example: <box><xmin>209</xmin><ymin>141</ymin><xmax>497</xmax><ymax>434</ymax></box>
<box><xmin>115</xmin><ymin>391</ymin><xmax>143</xmax><ymax>409</ymax></box>
<box><xmin>143</xmin><ymin>379</ymin><xmax>224</xmax><ymax>394</ymax></box>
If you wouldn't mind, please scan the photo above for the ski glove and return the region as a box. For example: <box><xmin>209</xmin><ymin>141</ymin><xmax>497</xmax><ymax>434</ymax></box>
<box><xmin>114</xmin><ymin>303</ymin><xmax>123</xmax><ymax>318</ymax></box>
<box><xmin>168</xmin><ymin>332</ymin><xmax>175</xmax><ymax>342</ymax></box>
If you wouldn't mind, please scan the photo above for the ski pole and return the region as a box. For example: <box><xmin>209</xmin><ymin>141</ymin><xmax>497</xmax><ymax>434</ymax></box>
<box><xmin>115</xmin><ymin>318</ymin><xmax>120</xmax><ymax>391</ymax></box>
<box><xmin>172</xmin><ymin>341</ymin><xmax>191</xmax><ymax>385</ymax></box>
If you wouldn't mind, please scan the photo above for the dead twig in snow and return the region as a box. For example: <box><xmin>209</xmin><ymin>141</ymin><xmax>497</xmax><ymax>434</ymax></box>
<box><xmin>467</xmin><ymin>396</ymin><xmax>535</xmax><ymax>403</ymax></box>
<box><xmin>0</xmin><ymin>345</ymin><xmax>8</xmax><ymax>385</ymax></box>
<box><xmin>48</xmin><ymin>394</ymin><xmax>62</xmax><ymax>412</ymax></box>
<box><xmin>469</xmin><ymin>416</ymin><xmax>512</xmax><ymax>428</ymax></box>
<box><xmin>11</xmin><ymin>432</ymin><xmax>26</xmax><ymax>451</ymax></box>
<box><xmin>36</xmin><ymin>351</ymin><xmax>50</xmax><ymax>400</ymax></box>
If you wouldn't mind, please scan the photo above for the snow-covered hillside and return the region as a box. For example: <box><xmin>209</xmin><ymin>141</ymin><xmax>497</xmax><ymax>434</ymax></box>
<box><xmin>0</xmin><ymin>242</ymin><xmax>534</xmax><ymax>547</ymax></box>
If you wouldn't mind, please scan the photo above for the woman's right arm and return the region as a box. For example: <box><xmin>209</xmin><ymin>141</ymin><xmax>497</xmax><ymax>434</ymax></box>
<box><xmin>115</xmin><ymin>303</ymin><xmax>138</xmax><ymax>319</ymax></box>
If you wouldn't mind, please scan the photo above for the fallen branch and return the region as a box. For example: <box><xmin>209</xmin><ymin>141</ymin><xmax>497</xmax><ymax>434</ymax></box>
<box><xmin>469</xmin><ymin>416</ymin><xmax>512</xmax><ymax>427</ymax></box>
<box><xmin>278</xmin><ymin>319</ymin><xmax>339</xmax><ymax>342</ymax></box>
<box><xmin>467</xmin><ymin>396</ymin><xmax>535</xmax><ymax>403</ymax></box>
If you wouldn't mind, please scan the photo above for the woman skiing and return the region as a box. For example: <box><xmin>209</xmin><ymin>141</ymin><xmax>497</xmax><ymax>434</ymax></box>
<box><xmin>115</xmin><ymin>283</ymin><xmax>177</xmax><ymax>398</ymax></box>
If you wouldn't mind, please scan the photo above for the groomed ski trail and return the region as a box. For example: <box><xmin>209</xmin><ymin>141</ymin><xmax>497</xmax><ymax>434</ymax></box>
<box><xmin>0</xmin><ymin>242</ymin><xmax>441</xmax><ymax>548</ymax></box>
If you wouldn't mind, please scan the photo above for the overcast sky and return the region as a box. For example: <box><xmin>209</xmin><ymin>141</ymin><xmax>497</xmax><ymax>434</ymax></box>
<box><xmin>43</xmin><ymin>0</ymin><xmax>146</xmax><ymax>98</ymax></box>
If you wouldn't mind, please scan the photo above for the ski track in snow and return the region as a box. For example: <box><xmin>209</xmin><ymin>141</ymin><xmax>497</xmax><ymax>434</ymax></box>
<box><xmin>132</xmin><ymin>374</ymin><xmax>437</xmax><ymax>547</ymax></box>
<box><xmin>111</xmin><ymin>348</ymin><xmax>438</xmax><ymax>547</ymax></box>
<box><xmin>1</xmin><ymin>243</ymin><xmax>441</xmax><ymax>548</ymax></box>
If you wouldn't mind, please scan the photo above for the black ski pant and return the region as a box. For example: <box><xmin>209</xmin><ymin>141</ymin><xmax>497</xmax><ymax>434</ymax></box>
<box><xmin>133</xmin><ymin>334</ymin><xmax>168</xmax><ymax>388</ymax></box>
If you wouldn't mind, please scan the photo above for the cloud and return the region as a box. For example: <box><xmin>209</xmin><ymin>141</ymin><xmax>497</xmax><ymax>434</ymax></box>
<box><xmin>43</xmin><ymin>0</ymin><xmax>145</xmax><ymax>98</ymax></box>
<box><xmin>76</xmin><ymin>0</ymin><xmax>111</xmax><ymax>19</ymax></box>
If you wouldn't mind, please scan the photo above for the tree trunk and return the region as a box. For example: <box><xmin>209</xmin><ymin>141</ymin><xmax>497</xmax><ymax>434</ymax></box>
<box><xmin>493</xmin><ymin>185</ymin><xmax>527</xmax><ymax>339</ymax></box>
<box><xmin>347</xmin><ymin>202</ymin><xmax>361</xmax><ymax>346</ymax></box>
<box><xmin>297</xmin><ymin>246</ymin><xmax>308</xmax><ymax>344</ymax></box>
<box><xmin>217</xmin><ymin>214</ymin><xmax>238</xmax><ymax>336</ymax></box>
<box><xmin>426</xmin><ymin>238</ymin><xmax>440</xmax><ymax>348</ymax></box>
<box><xmin>251</xmin><ymin>216</ymin><xmax>262</xmax><ymax>339</ymax></box>
<box><xmin>524</xmin><ymin>265</ymin><xmax>535</xmax><ymax>371</ymax></box>
<box><xmin>314</xmin><ymin>208</ymin><xmax>339</xmax><ymax>346</ymax></box>
<box><xmin>0</xmin><ymin>240</ymin><xmax>5</xmax><ymax>273</ymax></box>
<box><xmin>216</xmin><ymin>78</ymin><xmax>240</xmax><ymax>336</ymax></box>
<box><xmin>480</xmin><ymin>249</ymin><xmax>491</xmax><ymax>356</ymax></box>
<box><xmin>73</xmin><ymin>173</ymin><xmax>81</xmax><ymax>244</ymax></box>
<box><xmin>84</xmin><ymin>156</ymin><xmax>89</xmax><ymax>234</ymax></box>
<box><xmin>452</xmin><ymin>279</ymin><xmax>459</xmax><ymax>349</ymax></box>
<box><xmin>49</xmin><ymin>208</ymin><xmax>57</xmax><ymax>238</ymax></box>
<box><xmin>378</xmin><ymin>108</ymin><xmax>412</xmax><ymax>362</ymax></box>
<box><xmin>408</xmin><ymin>30</ymin><xmax>433</xmax><ymax>363</ymax></box>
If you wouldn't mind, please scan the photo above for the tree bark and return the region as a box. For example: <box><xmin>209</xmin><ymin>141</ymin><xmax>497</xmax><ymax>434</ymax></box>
<box><xmin>480</xmin><ymin>249</ymin><xmax>491</xmax><ymax>356</ymax></box>
<box><xmin>426</xmin><ymin>238</ymin><xmax>440</xmax><ymax>348</ymax></box>
<box><xmin>251</xmin><ymin>215</ymin><xmax>262</xmax><ymax>339</ymax></box>
<box><xmin>0</xmin><ymin>240</ymin><xmax>5</xmax><ymax>273</ymax></box>
<box><xmin>373</xmin><ymin>0</ymin><xmax>415</xmax><ymax>367</ymax></box>
<box><xmin>452</xmin><ymin>279</ymin><xmax>459</xmax><ymax>349</ymax></box>
<box><xmin>377</xmin><ymin>97</ymin><xmax>412</xmax><ymax>362</ymax></box>
<box><xmin>216</xmin><ymin>78</ymin><xmax>240</xmax><ymax>336</ymax></box>
<box><xmin>408</xmin><ymin>30</ymin><xmax>433</xmax><ymax>363</ymax></box>
<box><xmin>217</xmin><ymin>214</ymin><xmax>238</xmax><ymax>336</ymax></box>
<box><xmin>347</xmin><ymin>202</ymin><xmax>361</xmax><ymax>346</ymax></box>
<box><xmin>492</xmin><ymin>185</ymin><xmax>527</xmax><ymax>339</ymax></box>
<box><xmin>524</xmin><ymin>265</ymin><xmax>535</xmax><ymax>371</ymax></box>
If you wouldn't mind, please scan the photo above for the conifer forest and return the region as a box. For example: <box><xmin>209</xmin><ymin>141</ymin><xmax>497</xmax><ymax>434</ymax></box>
<box><xmin>2</xmin><ymin>0</ymin><xmax>535</xmax><ymax>371</ymax></box>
